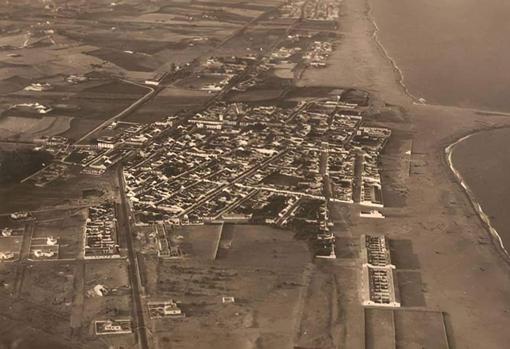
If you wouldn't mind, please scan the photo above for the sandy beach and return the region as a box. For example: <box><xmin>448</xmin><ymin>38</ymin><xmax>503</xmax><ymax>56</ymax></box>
<box><xmin>448</xmin><ymin>127</ymin><xmax>510</xmax><ymax>256</ymax></box>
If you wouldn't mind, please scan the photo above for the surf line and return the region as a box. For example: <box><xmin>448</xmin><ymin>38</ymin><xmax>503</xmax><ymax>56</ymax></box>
<box><xmin>445</xmin><ymin>133</ymin><xmax>510</xmax><ymax>261</ymax></box>
<box><xmin>366</xmin><ymin>0</ymin><xmax>423</xmax><ymax>104</ymax></box>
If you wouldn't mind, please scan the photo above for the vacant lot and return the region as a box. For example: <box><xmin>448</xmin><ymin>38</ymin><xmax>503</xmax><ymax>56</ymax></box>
<box><xmin>146</xmin><ymin>224</ymin><xmax>312</xmax><ymax>349</ymax></box>
<box><xmin>31</xmin><ymin>208</ymin><xmax>86</xmax><ymax>259</ymax></box>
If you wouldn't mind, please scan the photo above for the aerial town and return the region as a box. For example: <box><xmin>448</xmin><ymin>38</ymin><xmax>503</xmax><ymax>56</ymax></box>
<box><xmin>1</xmin><ymin>0</ymin><xmax>502</xmax><ymax>348</ymax></box>
<box><xmin>19</xmin><ymin>43</ymin><xmax>390</xmax><ymax>260</ymax></box>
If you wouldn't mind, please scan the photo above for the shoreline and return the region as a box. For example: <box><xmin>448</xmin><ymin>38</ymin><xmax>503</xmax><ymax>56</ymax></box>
<box><xmin>367</xmin><ymin>0</ymin><xmax>510</xmax><ymax>265</ymax></box>
<box><xmin>445</xmin><ymin>129</ymin><xmax>510</xmax><ymax>264</ymax></box>
<box><xmin>365</xmin><ymin>0</ymin><xmax>420</xmax><ymax>104</ymax></box>
<box><xmin>366</xmin><ymin>0</ymin><xmax>510</xmax><ymax>115</ymax></box>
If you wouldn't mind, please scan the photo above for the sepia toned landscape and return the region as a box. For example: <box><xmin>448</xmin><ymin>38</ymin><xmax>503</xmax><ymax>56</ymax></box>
<box><xmin>1</xmin><ymin>0</ymin><xmax>510</xmax><ymax>348</ymax></box>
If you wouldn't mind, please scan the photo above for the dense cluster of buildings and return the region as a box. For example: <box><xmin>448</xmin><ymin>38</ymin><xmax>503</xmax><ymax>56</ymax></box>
<box><xmin>121</xmin><ymin>96</ymin><xmax>390</xmax><ymax>228</ymax></box>
<box><xmin>19</xmin><ymin>7</ymin><xmax>390</xmax><ymax>267</ymax></box>
<box><xmin>22</xmin><ymin>83</ymin><xmax>390</xmax><ymax>231</ymax></box>
<box><xmin>355</xmin><ymin>127</ymin><xmax>391</xmax><ymax>207</ymax></box>
<box><xmin>281</xmin><ymin>0</ymin><xmax>340</xmax><ymax>20</ymax></box>
<box><xmin>84</xmin><ymin>203</ymin><xmax>120</xmax><ymax>259</ymax></box>
<box><xmin>303</xmin><ymin>41</ymin><xmax>333</xmax><ymax>68</ymax></box>
<box><xmin>360</xmin><ymin>234</ymin><xmax>400</xmax><ymax>307</ymax></box>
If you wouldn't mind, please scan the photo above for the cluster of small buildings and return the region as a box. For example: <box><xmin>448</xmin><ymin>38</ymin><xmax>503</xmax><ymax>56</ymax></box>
<box><xmin>8</xmin><ymin>102</ymin><xmax>53</xmax><ymax>114</ymax></box>
<box><xmin>84</xmin><ymin>203</ymin><xmax>120</xmax><ymax>259</ymax></box>
<box><xmin>232</xmin><ymin>55</ymin><xmax>272</xmax><ymax>92</ymax></box>
<box><xmin>28</xmin><ymin>162</ymin><xmax>69</xmax><ymax>187</ymax></box>
<box><xmin>147</xmin><ymin>300</ymin><xmax>184</xmax><ymax>319</ymax></box>
<box><xmin>353</xmin><ymin>127</ymin><xmax>391</xmax><ymax>207</ymax></box>
<box><xmin>152</xmin><ymin>224</ymin><xmax>184</xmax><ymax>258</ymax></box>
<box><xmin>0</xmin><ymin>230</ymin><xmax>17</xmax><ymax>261</ymax></box>
<box><xmin>28</xmin><ymin>114</ymin><xmax>179</xmax><ymax>184</ymax></box>
<box><xmin>0</xmin><ymin>251</ymin><xmax>15</xmax><ymax>261</ymax></box>
<box><xmin>280</xmin><ymin>0</ymin><xmax>340</xmax><ymax>20</ymax></box>
<box><xmin>94</xmin><ymin>319</ymin><xmax>132</xmax><ymax>335</ymax></box>
<box><xmin>280</xmin><ymin>0</ymin><xmax>305</xmax><ymax>18</ymax></box>
<box><xmin>34</xmin><ymin>135</ymin><xmax>70</xmax><ymax>156</ymax></box>
<box><xmin>27</xmin><ymin>28</ymin><xmax>340</xmax><ymax>185</ymax></box>
<box><xmin>59</xmin><ymin>119</ymin><xmax>178</xmax><ymax>176</ymax></box>
<box><xmin>271</xmin><ymin>46</ymin><xmax>302</xmax><ymax>61</ymax></box>
<box><xmin>189</xmin><ymin>102</ymin><xmax>300</xmax><ymax>129</ymax></box>
<box><xmin>302</xmin><ymin>0</ymin><xmax>340</xmax><ymax>21</ymax></box>
<box><xmin>360</xmin><ymin>234</ymin><xmax>400</xmax><ymax>307</ymax></box>
<box><xmin>314</xmin><ymin>201</ymin><xmax>336</xmax><ymax>259</ymax></box>
<box><xmin>66</xmin><ymin>74</ymin><xmax>88</xmax><ymax>84</ymax></box>
<box><xmin>145</xmin><ymin>71</ymin><xmax>168</xmax><ymax>86</ymax></box>
<box><xmin>24</xmin><ymin>82</ymin><xmax>53</xmax><ymax>92</ymax></box>
<box><xmin>303</xmin><ymin>41</ymin><xmax>333</xmax><ymax>68</ymax></box>
<box><xmin>0</xmin><ymin>225</ymin><xmax>24</xmax><ymax>262</ymax></box>
<box><xmin>196</xmin><ymin>56</ymin><xmax>249</xmax><ymax>92</ymax></box>
<box><xmin>232</xmin><ymin>33</ymin><xmax>334</xmax><ymax>91</ymax></box>
<box><xmin>81</xmin><ymin>146</ymin><xmax>133</xmax><ymax>176</ymax></box>
<box><xmin>9</xmin><ymin>211</ymin><xmax>32</xmax><ymax>221</ymax></box>
<box><xmin>30</xmin><ymin>236</ymin><xmax>59</xmax><ymax>259</ymax></box>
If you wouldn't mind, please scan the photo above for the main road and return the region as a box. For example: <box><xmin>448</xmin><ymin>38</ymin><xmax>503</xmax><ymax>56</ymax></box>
<box><xmin>73</xmin><ymin>80</ymin><xmax>157</xmax><ymax>145</ymax></box>
<box><xmin>117</xmin><ymin>165</ymin><xmax>150</xmax><ymax>349</ymax></box>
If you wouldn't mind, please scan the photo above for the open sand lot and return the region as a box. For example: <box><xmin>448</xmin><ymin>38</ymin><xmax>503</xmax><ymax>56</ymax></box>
<box><xmin>211</xmin><ymin>27</ymin><xmax>287</xmax><ymax>57</ymax></box>
<box><xmin>84</xmin><ymin>259</ymin><xmax>130</xmax><ymax>295</ymax></box>
<box><xmin>116</xmin><ymin>13</ymin><xmax>243</xmax><ymax>29</ymax></box>
<box><xmin>0</xmin><ymin>235</ymin><xmax>23</xmax><ymax>261</ymax></box>
<box><xmin>273</xmin><ymin>62</ymin><xmax>296</xmax><ymax>79</ymax></box>
<box><xmin>144</xmin><ymin>224</ymin><xmax>312</xmax><ymax>349</ymax></box>
<box><xmin>228</xmin><ymin>89</ymin><xmax>287</xmax><ymax>103</ymax></box>
<box><xmin>125</xmin><ymin>92</ymin><xmax>210</xmax><ymax>123</ymax></box>
<box><xmin>0</xmin><ymin>263</ymin><xmax>80</xmax><ymax>349</ymax></box>
<box><xmin>174</xmin><ymin>224</ymin><xmax>222</xmax><ymax>260</ymax></box>
<box><xmin>20</xmin><ymin>262</ymin><xmax>75</xmax><ymax>315</ymax></box>
<box><xmin>158</xmin><ymin>86</ymin><xmax>211</xmax><ymax>99</ymax></box>
<box><xmin>0</xmin><ymin>90</ymin><xmax>145</xmax><ymax>141</ymax></box>
<box><xmin>364</xmin><ymin>308</ymin><xmax>449</xmax><ymax>349</ymax></box>
<box><xmin>86</xmin><ymin>48</ymin><xmax>160</xmax><ymax>72</ymax></box>
<box><xmin>31</xmin><ymin>208</ymin><xmax>86</xmax><ymax>260</ymax></box>
<box><xmin>157</xmin><ymin>2</ymin><xmax>265</xmax><ymax>21</ymax></box>
<box><xmin>0</xmin><ymin>320</ymin><xmax>73</xmax><ymax>349</ymax></box>
<box><xmin>0</xmin><ymin>115</ymin><xmax>73</xmax><ymax>141</ymax></box>
<box><xmin>0</xmin><ymin>44</ymin><xmax>115</xmax><ymax>81</ymax></box>
<box><xmin>0</xmin><ymin>261</ymin><xmax>17</xmax><ymax>294</ymax></box>
<box><xmin>153</xmin><ymin>45</ymin><xmax>215</xmax><ymax>66</ymax></box>
<box><xmin>77</xmin><ymin>259</ymin><xmax>135</xmax><ymax>345</ymax></box>
<box><xmin>0</xmin><ymin>166</ymin><xmax>117</xmax><ymax>214</ymax></box>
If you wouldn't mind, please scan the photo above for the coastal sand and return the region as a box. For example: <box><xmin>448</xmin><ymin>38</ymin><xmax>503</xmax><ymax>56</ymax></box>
<box><xmin>300</xmin><ymin>0</ymin><xmax>510</xmax><ymax>347</ymax></box>
<box><xmin>449</xmin><ymin>127</ymin><xmax>510</xmax><ymax>251</ymax></box>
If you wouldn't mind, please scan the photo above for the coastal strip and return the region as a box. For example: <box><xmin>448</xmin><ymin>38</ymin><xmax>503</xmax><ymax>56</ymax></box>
<box><xmin>445</xmin><ymin>133</ymin><xmax>510</xmax><ymax>262</ymax></box>
<box><xmin>365</xmin><ymin>0</ymin><xmax>421</xmax><ymax>104</ymax></box>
